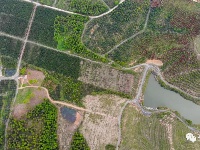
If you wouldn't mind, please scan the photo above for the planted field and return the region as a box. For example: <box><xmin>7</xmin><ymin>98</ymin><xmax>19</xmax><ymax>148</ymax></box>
<box><xmin>80</xmin><ymin>94</ymin><xmax>127</xmax><ymax>150</ymax></box>
<box><xmin>78</xmin><ymin>61</ymin><xmax>140</xmax><ymax>96</ymax></box>
<box><xmin>0</xmin><ymin>0</ymin><xmax>33</xmax><ymax>37</ymax></box>
<box><xmin>0</xmin><ymin>36</ymin><xmax>22</xmax><ymax>60</ymax></box>
<box><xmin>56</xmin><ymin>0</ymin><xmax>108</xmax><ymax>16</ymax></box>
<box><xmin>0</xmin><ymin>80</ymin><xmax>17</xmax><ymax>149</ymax></box>
<box><xmin>120</xmin><ymin>104</ymin><xmax>170</xmax><ymax>150</ymax></box>
<box><xmin>7</xmin><ymin>100</ymin><xmax>58</xmax><ymax>149</ymax></box>
<box><xmin>167</xmin><ymin>71</ymin><xmax>200</xmax><ymax>97</ymax></box>
<box><xmin>23</xmin><ymin>43</ymin><xmax>81</xmax><ymax>79</ymax></box>
<box><xmin>108</xmin><ymin>32</ymin><xmax>181</xmax><ymax>66</ymax></box>
<box><xmin>83</xmin><ymin>0</ymin><xmax>150</xmax><ymax>54</ymax></box>
<box><xmin>29</xmin><ymin>6</ymin><xmax>69</xmax><ymax>48</ymax></box>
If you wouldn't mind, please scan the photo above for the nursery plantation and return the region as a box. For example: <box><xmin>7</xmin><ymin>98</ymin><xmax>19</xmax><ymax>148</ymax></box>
<box><xmin>0</xmin><ymin>0</ymin><xmax>199</xmax><ymax>149</ymax></box>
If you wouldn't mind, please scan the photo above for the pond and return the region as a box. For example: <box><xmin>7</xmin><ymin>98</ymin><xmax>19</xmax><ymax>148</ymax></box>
<box><xmin>60</xmin><ymin>107</ymin><xmax>77</xmax><ymax>123</ymax></box>
<box><xmin>144</xmin><ymin>74</ymin><xmax>200</xmax><ymax>124</ymax></box>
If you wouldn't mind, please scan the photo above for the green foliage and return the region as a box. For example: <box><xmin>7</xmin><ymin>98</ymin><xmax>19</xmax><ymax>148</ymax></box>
<box><xmin>42</xmin><ymin>72</ymin><xmax>106</xmax><ymax>106</ymax></box>
<box><xmin>1</xmin><ymin>56</ymin><xmax>17</xmax><ymax>69</ymax></box>
<box><xmin>0</xmin><ymin>80</ymin><xmax>17</xmax><ymax>149</ymax></box>
<box><xmin>20</xmin><ymin>67</ymin><xmax>27</xmax><ymax>75</ymax></box>
<box><xmin>54</xmin><ymin>14</ymin><xmax>109</xmax><ymax>63</ymax></box>
<box><xmin>16</xmin><ymin>88</ymin><xmax>34</xmax><ymax>104</ymax></box>
<box><xmin>7</xmin><ymin>100</ymin><xmax>58</xmax><ymax>149</ymax></box>
<box><xmin>83</xmin><ymin>0</ymin><xmax>150</xmax><ymax>54</ymax></box>
<box><xmin>0</xmin><ymin>37</ymin><xmax>22</xmax><ymax>59</ymax></box>
<box><xmin>103</xmin><ymin>0</ymin><xmax>120</xmax><ymax>8</ymax></box>
<box><xmin>0</xmin><ymin>0</ymin><xmax>33</xmax><ymax>37</ymax></box>
<box><xmin>105</xmin><ymin>144</ymin><xmax>116</xmax><ymax>150</ymax></box>
<box><xmin>29</xmin><ymin>6</ymin><xmax>69</xmax><ymax>48</ymax></box>
<box><xmin>70</xmin><ymin>130</ymin><xmax>90</xmax><ymax>150</ymax></box>
<box><xmin>68</xmin><ymin>0</ymin><xmax>108</xmax><ymax>15</ymax></box>
<box><xmin>23</xmin><ymin>43</ymin><xmax>81</xmax><ymax>79</ymax></box>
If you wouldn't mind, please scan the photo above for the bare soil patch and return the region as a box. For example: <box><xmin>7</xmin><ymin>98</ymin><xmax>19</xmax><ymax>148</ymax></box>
<box><xmin>12</xmin><ymin>88</ymin><xmax>47</xmax><ymax>119</ymax></box>
<box><xmin>27</xmin><ymin>69</ymin><xmax>45</xmax><ymax>86</ymax></box>
<box><xmin>12</xmin><ymin>104</ymin><xmax>28</xmax><ymax>119</ymax></box>
<box><xmin>80</xmin><ymin>94</ymin><xmax>127</xmax><ymax>150</ymax></box>
<box><xmin>78</xmin><ymin>61</ymin><xmax>135</xmax><ymax>95</ymax></box>
<box><xmin>146</xmin><ymin>59</ymin><xmax>163</xmax><ymax>66</ymax></box>
<box><xmin>57</xmin><ymin>105</ymin><xmax>84</xmax><ymax>150</ymax></box>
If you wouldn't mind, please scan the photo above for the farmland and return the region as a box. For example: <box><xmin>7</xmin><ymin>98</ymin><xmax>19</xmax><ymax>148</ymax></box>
<box><xmin>0</xmin><ymin>80</ymin><xmax>17</xmax><ymax>149</ymax></box>
<box><xmin>0</xmin><ymin>0</ymin><xmax>33</xmax><ymax>37</ymax></box>
<box><xmin>55</xmin><ymin>0</ymin><xmax>108</xmax><ymax>16</ymax></box>
<box><xmin>0</xmin><ymin>37</ymin><xmax>22</xmax><ymax>60</ymax></box>
<box><xmin>33</xmin><ymin>0</ymin><xmax>108</xmax><ymax>16</ymax></box>
<box><xmin>23</xmin><ymin>43</ymin><xmax>81</xmax><ymax>79</ymax></box>
<box><xmin>83</xmin><ymin>0</ymin><xmax>150</xmax><ymax>54</ymax></box>
<box><xmin>7</xmin><ymin>100</ymin><xmax>58</xmax><ymax>149</ymax></box>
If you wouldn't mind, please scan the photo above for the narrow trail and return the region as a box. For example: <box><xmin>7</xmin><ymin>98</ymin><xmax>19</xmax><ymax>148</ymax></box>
<box><xmin>52</xmin><ymin>0</ymin><xmax>57</xmax><ymax>7</ymax></box>
<box><xmin>105</xmin><ymin>7</ymin><xmax>151</xmax><ymax>55</ymax></box>
<box><xmin>18</xmin><ymin>86</ymin><xmax>106</xmax><ymax>116</ymax></box>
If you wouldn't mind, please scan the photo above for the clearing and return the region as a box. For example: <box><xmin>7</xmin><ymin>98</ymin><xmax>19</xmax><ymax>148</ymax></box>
<box><xmin>80</xmin><ymin>94</ymin><xmax>127</xmax><ymax>150</ymax></box>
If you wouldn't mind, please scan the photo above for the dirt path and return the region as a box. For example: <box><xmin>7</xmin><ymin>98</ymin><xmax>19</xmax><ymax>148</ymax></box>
<box><xmin>19</xmin><ymin>86</ymin><xmax>106</xmax><ymax>116</ymax></box>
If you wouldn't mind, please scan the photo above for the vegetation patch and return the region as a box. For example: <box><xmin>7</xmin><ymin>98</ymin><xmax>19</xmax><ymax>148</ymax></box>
<box><xmin>0</xmin><ymin>80</ymin><xmax>17</xmax><ymax>149</ymax></box>
<box><xmin>15</xmin><ymin>88</ymin><xmax>34</xmax><ymax>104</ymax></box>
<box><xmin>23</xmin><ymin>43</ymin><xmax>81</xmax><ymax>79</ymax></box>
<box><xmin>0</xmin><ymin>0</ymin><xmax>33</xmax><ymax>37</ymax></box>
<box><xmin>70</xmin><ymin>130</ymin><xmax>90</xmax><ymax>149</ymax></box>
<box><xmin>0</xmin><ymin>37</ymin><xmax>22</xmax><ymax>60</ymax></box>
<box><xmin>7</xmin><ymin>100</ymin><xmax>58</xmax><ymax>149</ymax></box>
<box><xmin>83</xmin><ymin>0</ymin><xmax>150</xmax><ymax>54</ymax></box>
<box><xmin>56</xmin><ymin>0</ymin><xmax>108</xmax><ymax>16</ymax></box>
<box><xmin>1</xmin><ymin>56</ymin><xmax>17</xmax><ymax>76</ymax></box>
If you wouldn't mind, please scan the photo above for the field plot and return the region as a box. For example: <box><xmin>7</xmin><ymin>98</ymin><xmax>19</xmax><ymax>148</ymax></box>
<box><xmin>83</xmin><ymin>0</ymin><xmax>150</xmax><ymax>54</ymax></box>
<box><xmin>167</xmin><ymin>71</ymin><xmax>200</xmax><ymax>97</ymax></box>
<box><xmin>120</xmin><ymin>104</ymin><xmax>170</xmax><ymax>150</ymax></box>
<box><xmin>0</xmin><ymin>80</ymin><xmax>17</xmax><ymax>149</ymax></box>
<box><xmin>28</xmin><ymin>6</ymin><xmax>69</xmax><ymax>48</ymax></box>
<box><xmin>80</xmin><ymin>94</ymin><xmax>127</xmax><ymax>150</ymax></box>
<box><xmin>78</xmin><ymin>61</ymin><xmax>140</xmax><ymax>96</ymax></box>
<box><xmin>55</xmin><ymin>0</ymin><xmax>108</xmax><ymax>15</ymax></box>
<box><xmin>23</xmin><ymin>43</ymin><xmax>81</xmax><ymax>79</ymax></box>
<box><xmin>0</xmin><ymin>0</ymin><xmax>33</xmax><ymax>37</ymax></box>
<box><xmin>33</xmin><ymin>0</ymin><xmax>108</xmax><ymax>16</ymax></box>
<box><xmin>103</xmin><ymin>0</ymin><xmax>120</xmax><ymax>8</ymax></box>
<box><xmin>0</xmin><ymin>36</ymin><xmax>22</xmax><ymax>60</ymax></box>
<box><xmin>108</xmin><ymin>32</ymin><xmax>181</xmax><ymax>66</ymax></box>
<box><xmin>7</xmin><ymin>100</ymin><xmax>58</xmax><ymax>149</ymax></box>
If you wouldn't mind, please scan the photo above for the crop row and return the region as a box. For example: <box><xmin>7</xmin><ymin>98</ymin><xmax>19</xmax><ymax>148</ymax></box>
<box><xmin>0</xmin><ymin>0</ymin><xmax>33</xmax><ymax>37</ymax></box>
<box><xmin>83</xmin><ymin>0</ymin><xmax>150</xmax><ymax>54</ymax></box>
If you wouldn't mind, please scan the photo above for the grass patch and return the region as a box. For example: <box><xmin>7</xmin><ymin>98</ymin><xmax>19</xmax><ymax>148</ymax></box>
<box><xmin>120</xmin><ymin>104</ymin><xmax>170</xmax><ymax>150</ymax></box>
<box><xmin>15</xmin><ymin>88</ymin><xmax>34</xmax><ymax>104</ymax></box>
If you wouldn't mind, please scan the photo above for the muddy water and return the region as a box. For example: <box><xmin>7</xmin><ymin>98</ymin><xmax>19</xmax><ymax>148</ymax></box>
<box><xmin>144</xmin><ymin>74</ymin><xmax>200</xmax><ymax>124</ymax></box>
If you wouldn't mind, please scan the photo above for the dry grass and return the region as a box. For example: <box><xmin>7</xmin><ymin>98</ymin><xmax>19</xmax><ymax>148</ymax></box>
<box><xmin>27</xmin><ymin>69</ymin><xmax>45</xmax><ymax>86</ymax></box>
<box><xmin>80</xmin><ymin>94</ymin><xmax>128</xmax><ymax>150</ymax></box>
